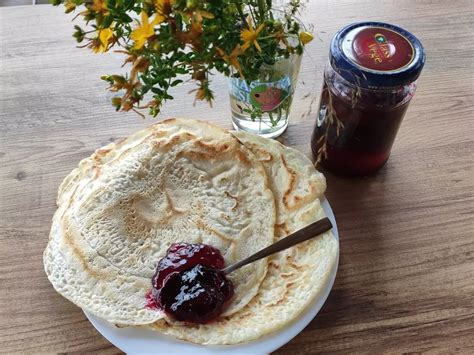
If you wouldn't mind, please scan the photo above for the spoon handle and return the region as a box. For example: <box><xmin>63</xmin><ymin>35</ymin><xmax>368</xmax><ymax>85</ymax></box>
<box><xmin>222</xmin><ymin>217</ymin><xmax>333</xmax><ymax>275</ymax></box>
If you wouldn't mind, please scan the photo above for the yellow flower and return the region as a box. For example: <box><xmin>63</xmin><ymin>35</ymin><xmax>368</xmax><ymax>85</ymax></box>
<box><xmin>91</xmin><ymin>0</ymin><xmax>108</xmax><ymax>14</ymax></box>
<box><xmin>130</xmin><ymin>57</ymin><xmax>149</xmax><ymax>81</ymax></box>
<box><xmin>240</xmin><ymin>21</ymin><xmax>265</xmax><ymax>52</ymax></box>
<box><xmin>155</xmin><ymin>0</ymin><xmax>176</xmax><ymax>20</ymax></box>
<box><xmin>179</xmin><ymin>0</ymin><xmax>214</xmax><ymax>23</ymax></box>
<box><xmin>216</xmin><ymin>45</ymin><xmax>244</xmax><ymax>78</ymax></box>
<box><xmin>176</xmin><ymin>21</ymin><xmax>202</xmax><ymax>48</ymax></box>
<box><xmin>93</xmin><ymin>27</ymin><xmax>113</xmax><ymax>53</ymax></box>
<box><xmin>131</xmin><ymin>12</ymin><xmax>163</xmax><ymax>50</ymax></box>
<box><xmin>64</xmin><ymin>0</ymin><xmax>76</xmax><ymax>13</ymax></box>
<box><xmin>191</xmin><ymin>9</ymin><xmax>214</xmax><ymax>23</ymax></box>
<box><xmin>154</xmin><ymin>0</ymin><xmax>167</xmax><ymax>23</ymax></box>
<box><xmin>299</xmin><ymin>31</ymin><xmax>314</xmax><ymax>45</ymax></box>
<box><xmin>274</xmin><ymin>29</ymin><xmax>289</xmax><ymax>47</ymax></box>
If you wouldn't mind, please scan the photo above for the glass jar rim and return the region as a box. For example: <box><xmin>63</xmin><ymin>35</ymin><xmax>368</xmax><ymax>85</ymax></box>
<box><xmin>325</xmin><ymin>62</ymin><xmax>416</xmax><ymax>92</ymax></box>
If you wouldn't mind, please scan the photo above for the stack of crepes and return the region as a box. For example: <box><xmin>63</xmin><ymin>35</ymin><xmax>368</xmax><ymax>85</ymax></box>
<box><xmin>43</xmin><ymin>118</ymin><xmax>338</xmax><ymax>345</ymax></box>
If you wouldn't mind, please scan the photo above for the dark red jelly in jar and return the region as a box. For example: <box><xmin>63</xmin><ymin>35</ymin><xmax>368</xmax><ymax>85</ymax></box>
<box><xmin>312</xmin><ymin>22</ymin><xmax>425</xmax><ymax>176</ymax></box>
<box><xmin>150</xmin><ymin>243</ymin><xmax>234</xmax><ymax>324</ymax></box>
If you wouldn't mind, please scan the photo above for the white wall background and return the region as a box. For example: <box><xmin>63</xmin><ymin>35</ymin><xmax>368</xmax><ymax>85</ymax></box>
<box><xmin>0</xmin><ymin>0</ymin><xmax>50</xmax><ymax>6</ymax></box>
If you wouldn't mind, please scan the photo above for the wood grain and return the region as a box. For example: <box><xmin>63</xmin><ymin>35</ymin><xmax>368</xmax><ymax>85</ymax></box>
<box><xmin>0</xmin><ymin>1</ymin><xmax>473</xmax><ymax>354</ymax></box>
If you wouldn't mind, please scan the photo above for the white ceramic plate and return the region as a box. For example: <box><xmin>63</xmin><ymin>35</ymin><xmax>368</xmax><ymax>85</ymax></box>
<box><xmin>84</xmin><ymin>197</ymin><xmax>339</xmax><ymax>355</ymax></box>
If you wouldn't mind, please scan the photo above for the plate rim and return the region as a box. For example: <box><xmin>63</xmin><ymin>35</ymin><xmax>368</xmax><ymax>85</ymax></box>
<box><xmin>84</xmin><ymin>197</ymin><xmax>339</xmax><ymax>354</ymax></box>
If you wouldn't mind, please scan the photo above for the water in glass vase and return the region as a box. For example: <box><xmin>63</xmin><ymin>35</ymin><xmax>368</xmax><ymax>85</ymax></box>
<box><xmin>229</xmin><ymin>55</ymin><xmax>301</xmax><ymax>138</ymax></box>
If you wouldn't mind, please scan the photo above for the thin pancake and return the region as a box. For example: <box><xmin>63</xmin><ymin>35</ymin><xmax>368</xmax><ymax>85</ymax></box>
<box><xmin>44</xmin><ymin>119</ymin><xmax>276</xmax><ymax>325</ymax></box>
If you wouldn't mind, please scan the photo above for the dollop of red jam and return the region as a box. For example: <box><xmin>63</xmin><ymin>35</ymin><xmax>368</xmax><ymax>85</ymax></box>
<box><xmin>150</xmin><ymin>243</ymin><xmax>234</xmax><ymax>324</ymax></box>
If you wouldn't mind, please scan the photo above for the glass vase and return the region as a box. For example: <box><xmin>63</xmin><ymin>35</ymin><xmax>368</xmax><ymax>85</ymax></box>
<box><xmin>229</xmin><ymin>54</ymin><xmax>302</xmax><ymax>138</ymax></box>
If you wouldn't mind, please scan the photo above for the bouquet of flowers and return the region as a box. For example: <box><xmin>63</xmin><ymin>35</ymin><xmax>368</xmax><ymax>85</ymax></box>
<box><xmin>53</xmin><ymin>0</ymin><xmax>313</xmax><ymax>117</ymax></box>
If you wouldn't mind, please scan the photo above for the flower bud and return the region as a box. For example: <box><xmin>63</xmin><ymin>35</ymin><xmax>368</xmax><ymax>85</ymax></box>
<box><xmin>299</xmin><ymin>31</ymin><xmax>314</xmax><ymax>45</ymax></box>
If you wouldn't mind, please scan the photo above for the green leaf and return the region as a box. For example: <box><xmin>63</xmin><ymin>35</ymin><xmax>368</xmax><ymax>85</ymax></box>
<box><xmin>158</xmin><ymin>79</ymin><xmax>169</xmax><ymax>88</ymax></box>
<box><xmin>123</xmin><ymin>0</ymin><xmax>134</xmax><ymax>9</ymax></box>
<box><xmin>171</xmin><ymin>79</ymin><xmax>184</xmax><ymax>87</ymax></box>
<box><xmin>175</xmin><ymin>68</ymin><xmax>188</xmax><ymax>74</ymax></box>
<box><xmin>120</xmin><ymin>13</ymin><xmax>133</xmax><ymax>23</ymax></box>
<box><xmin>102</xmin><ymin>15</ymin><xmax>114</xmax><ymax>29</ymax></box>
<box><xmin>106</xmin><ymin>0</ymin><xmax>116</xmax><ymax>9</ymax></box>
<box><xmin>151</xmin><ymin>87</ymin><xmax>164</xmax><ymax>95</ymax></box>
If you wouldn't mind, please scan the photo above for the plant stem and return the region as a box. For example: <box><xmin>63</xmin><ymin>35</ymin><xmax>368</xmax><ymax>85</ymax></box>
<box><xmin>258</xmin><ymin>35</ymin><xmax>277</xmax><ymax>40</ymax></box>
<box><xmin>257</xmin><ymin>0</ymin><xmax>266</xmax><ymax>22</ymax></box>
<box><xmin>268</xmin><ymin>111</ymin><xmax>276</xmax><ymax>126</ymax></box>
<box><xmin>277</xmin><ymin>106</ymin><xmax>282</xmax><ymax>123</ymax></box>
<box><xmin>248</xmin><ymin>5</ymin><xmax>257</xmax><ymax>25</ymax></box>
<box><xmin>235</xmin><ymin>0</ymin><xmax>247</xmax><ymax>24</ymax></box>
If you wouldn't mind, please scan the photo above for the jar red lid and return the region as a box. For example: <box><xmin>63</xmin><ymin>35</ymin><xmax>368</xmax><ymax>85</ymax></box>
<box><xmin>330</xmin><ymin>22</ymin><xmax>425</xmax><ymax>88</ymax></box>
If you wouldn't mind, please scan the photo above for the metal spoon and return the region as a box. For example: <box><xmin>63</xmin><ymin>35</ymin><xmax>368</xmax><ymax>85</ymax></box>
<box><xmin>222</xmin><ymin>218</ymin><xmax>333</xmax><ymax>275</ymax></box>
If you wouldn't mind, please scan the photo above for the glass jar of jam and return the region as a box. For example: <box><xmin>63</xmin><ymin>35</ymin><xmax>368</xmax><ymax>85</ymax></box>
<box><xmin>311</xmin><ymin>22</ymin><xmax>425</xmax><ymax>176</ymax></box>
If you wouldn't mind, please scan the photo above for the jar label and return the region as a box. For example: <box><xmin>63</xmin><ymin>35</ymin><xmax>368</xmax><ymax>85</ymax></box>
<box><xmin>229</xmin><ymin>77</ymin><xmax>291</xmax><ymax>112</ymax></box>
<box><xmin>342</xmin><ymin>26</ymin><xmax>414</xmax><ymax>72</ymax></box>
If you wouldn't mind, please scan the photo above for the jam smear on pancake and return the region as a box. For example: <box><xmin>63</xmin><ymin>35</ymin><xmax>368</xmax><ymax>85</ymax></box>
<box><xmin>145</xmin><ymin>290</ymin><xmax>158</xmax><ymax>309</ymax></box>
<box><xmin>150</xmin><ymin>243</ymin><xmax>234</xmax><ymax>324</ymax></box>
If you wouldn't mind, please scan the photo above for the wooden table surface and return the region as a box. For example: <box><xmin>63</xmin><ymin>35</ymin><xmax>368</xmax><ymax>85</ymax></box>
<box><xmin>1</xmin><ymin>1</ymin><xmax>473</xmax><ymax>353</ymax></box>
